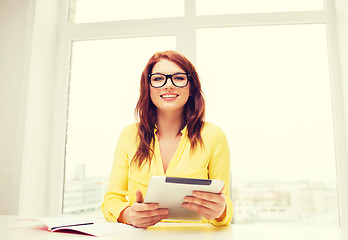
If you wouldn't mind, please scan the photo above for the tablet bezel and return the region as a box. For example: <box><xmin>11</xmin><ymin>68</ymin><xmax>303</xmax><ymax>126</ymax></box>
<box><xmin>144</xmin><ymin>175</ymin><xmax>224</xmax><ymax>221</ymax></box>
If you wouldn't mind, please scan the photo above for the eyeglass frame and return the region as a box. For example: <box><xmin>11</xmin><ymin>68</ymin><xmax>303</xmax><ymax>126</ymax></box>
<box><xmin>148</xmin><ymin>73</ymin><xmax>191</xmax><ymax>88</ymax></box>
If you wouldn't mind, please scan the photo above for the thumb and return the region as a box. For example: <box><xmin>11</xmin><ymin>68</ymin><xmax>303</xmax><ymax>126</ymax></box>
<box><xmin>135</xmin><ymin>190</ymin><xmax>144</xmax><ymax>203</ymax></box>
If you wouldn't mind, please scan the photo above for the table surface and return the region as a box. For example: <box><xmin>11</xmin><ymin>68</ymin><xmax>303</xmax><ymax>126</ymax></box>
<box><xmin>3</xmin><ymin>215</ymin><xmax>348</xmax><ymax>240</ymax></box>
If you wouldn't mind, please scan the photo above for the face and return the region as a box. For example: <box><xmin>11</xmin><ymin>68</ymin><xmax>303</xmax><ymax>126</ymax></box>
<box><xmin>149</xmin><ymin>59</ymin><xmax>190</xmax><ymax>115</ymax></box>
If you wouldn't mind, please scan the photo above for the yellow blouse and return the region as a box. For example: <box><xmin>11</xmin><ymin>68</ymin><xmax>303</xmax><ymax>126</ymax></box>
<box><xmin>101</xmin><ymin>122</ymin><xmax>233</xmax><ymax>226</ymax></box>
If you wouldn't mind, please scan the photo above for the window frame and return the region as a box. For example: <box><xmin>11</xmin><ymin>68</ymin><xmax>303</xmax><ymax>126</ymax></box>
<box><xmin>45</xmin><ymin>0</ymin><xmax>348</xmax><ymax>227</ymax></box>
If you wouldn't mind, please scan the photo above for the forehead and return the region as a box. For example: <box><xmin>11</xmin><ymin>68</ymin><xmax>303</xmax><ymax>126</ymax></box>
<box><xmin>152</xmin><ymin>59</ymin><xmax>185</xmax><ymax>74</ymax></box>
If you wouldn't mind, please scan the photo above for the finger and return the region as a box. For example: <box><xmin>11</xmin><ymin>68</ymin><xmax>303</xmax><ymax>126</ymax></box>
<box><xmin>135</xmin><ymin>214</ymin><xmax>166</xmax><ymax>228</ymax></box>
<box><xmin>183</xmin><ymin>196</ymin><xmax>217</xmax><ymax>209</ymax></box>
<box><xmin>137</xmin><ymin>219</ymin><xmax>162</xmax><ymax>229</ymax></box>
<box><xmin>182</xmin><ymin>202</ymin><xmax>214</xmax><ymax>220</ymax></box>
<box><xmin>135</xmin><ymin>208</ymin><xmax>169</xmax><ymax>218</ymax></box>
<box><xmin>129</xmin><ymin>208</ymin><xmax>168</xmax><ymax>226</ymax></box>
<box><xmin>135</xmin><ymin>190</ymin><xmax>144</xmax><ymax>203</ymax></box>
<box><xmin>191</xmin><ymin>191</ymin><xmax>225</xmax><ymax>204</ymax></box>
<box><xmin>133</xmin><ymin>202</ymin><xmax>159</xmax><ymax>211</ymax></box>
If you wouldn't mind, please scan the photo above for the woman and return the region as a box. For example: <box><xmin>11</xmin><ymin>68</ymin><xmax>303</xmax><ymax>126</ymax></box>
<box><xmin>102</xmin><ymin>50</ymin><xmax>233</xmax><ymax>228</ymax></box>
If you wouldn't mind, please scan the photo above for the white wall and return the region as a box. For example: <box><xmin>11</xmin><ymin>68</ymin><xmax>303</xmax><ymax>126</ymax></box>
<box><xmin>332</xmin><ymin>0</ymin><xmax>348</xmax><ymax>227</ymax></box>
<box><xmin>0</xmin><ymin>0</ymin><xmax>59</xmax><ymax>216</ymax></box>
<box><xmin>0</xmin><ymin>0</ymin><xmax>29</xmax><ymax>215</ymax></box>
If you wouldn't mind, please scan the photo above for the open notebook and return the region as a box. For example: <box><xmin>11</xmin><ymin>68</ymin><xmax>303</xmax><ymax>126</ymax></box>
<box><xmin>15</xmin><ymin>216</ymin><xmax>141</xmax><ymax>237</ymax></box>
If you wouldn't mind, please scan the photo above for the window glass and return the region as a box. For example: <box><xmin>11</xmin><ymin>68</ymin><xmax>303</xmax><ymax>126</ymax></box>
<box><xmin>63</xmin><ymin>36</ymin><xmax>176</xmax><ymax>215</ymax></box>
<box><xmin>197</xmin><ymin>24</ymin><xmax>338</xmax><ymax>225</ymax></box>
<box><xmin>69</xmin><ymin>0</ymin><xmax>184</xmax><ymax>23</ymax></box>
<box><xmin>197</xmin><ymin>0</ymin><xmax>324</xmax><ymax>15</ymax></box>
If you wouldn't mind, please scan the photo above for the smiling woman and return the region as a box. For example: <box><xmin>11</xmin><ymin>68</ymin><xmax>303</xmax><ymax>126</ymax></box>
<box><xmin>101</xmin><ymin>51</ymin><xmax>233</xmax><ymax>228</ymax></box>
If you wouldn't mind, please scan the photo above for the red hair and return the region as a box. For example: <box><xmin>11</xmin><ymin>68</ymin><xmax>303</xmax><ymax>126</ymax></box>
<box><xmin>132</xmin><ymin>50</ymin><xmax>205</xmax><ymax>167</ymax></box>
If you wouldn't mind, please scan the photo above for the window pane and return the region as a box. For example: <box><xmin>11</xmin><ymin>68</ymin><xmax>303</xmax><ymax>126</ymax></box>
<box><xmin>69</xmin><ymin>0</ymin><xmax>184</xmax><ymax>23</ymax></box>
<box><xmin>197</xmin><ymin>24</ymin><xmax>338</xmax><ymax>226</ymax></box>
<box><xmin>63</xmin><ymin>36</ymin><xmax>176</xmax><ymax>215</ymax></box>
<box><xmin>197</xmin><ymin>0</ymin><xmax>324</xmax><ymax>15</ymax></box>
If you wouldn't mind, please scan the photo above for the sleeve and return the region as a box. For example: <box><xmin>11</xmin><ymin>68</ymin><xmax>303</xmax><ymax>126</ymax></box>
<box><xmin>101</xmin><ymin>128</ymin><xmax>131</xmax><ymax>222</ymax></box>
<box><xmin>207</xmin><ymin>127</ymin><xmax>234</xmax><ymax>226</ymax></box>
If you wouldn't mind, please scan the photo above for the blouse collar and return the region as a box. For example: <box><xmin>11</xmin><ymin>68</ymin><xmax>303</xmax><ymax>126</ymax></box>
<box><xmin>154</xmin><ymin>124</ymin><xmax>187</xmax><ymax>136</ymax></box>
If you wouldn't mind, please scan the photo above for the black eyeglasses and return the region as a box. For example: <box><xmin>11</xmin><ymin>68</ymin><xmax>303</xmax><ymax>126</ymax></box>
<box><xmin>148</xmin><ymin>73</ymin><xmax>190</xmax><ymax>88</ymax></box>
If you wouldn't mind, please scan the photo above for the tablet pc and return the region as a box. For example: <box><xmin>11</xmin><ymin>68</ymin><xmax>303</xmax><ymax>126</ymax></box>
<box><xmin>144</xmin><ymin>176</ymin><xmax>224</xmax><ymax>221</ymax></box>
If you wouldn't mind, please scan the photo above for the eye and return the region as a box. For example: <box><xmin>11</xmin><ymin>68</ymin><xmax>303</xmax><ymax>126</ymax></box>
<box><xmin>173</xmin><ymin>74</ymin><xmax>187</xmax><ymax>81</ymax></box>
<box><xmin>151</xmin><ymin>75</ymin><xmax>165</xmax><ymax>81</ymax></box>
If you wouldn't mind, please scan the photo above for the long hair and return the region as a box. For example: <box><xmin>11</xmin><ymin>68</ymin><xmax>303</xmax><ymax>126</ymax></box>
<box><xmin>132</xmin><ymin>50</ymin><xmax>205</xmax><ymax>168</ymax></box>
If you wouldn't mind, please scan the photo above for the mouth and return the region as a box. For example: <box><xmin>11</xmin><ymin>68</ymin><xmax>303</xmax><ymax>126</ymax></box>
<box><xmin>160</xmin><ymin>94</ymin><xmax>179</xmax><ymax>100</ymax></box>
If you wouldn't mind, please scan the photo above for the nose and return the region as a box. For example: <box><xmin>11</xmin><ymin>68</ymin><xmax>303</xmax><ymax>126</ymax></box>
<box><xmin>164</xmin><ymin>75</ymin><xmax>175</xmax><ymax>89</ymax></box>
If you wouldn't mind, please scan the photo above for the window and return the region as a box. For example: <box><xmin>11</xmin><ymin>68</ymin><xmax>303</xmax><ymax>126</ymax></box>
<box><xmin>196</xmin><ymin>0</ymin><xmax>324</xmax><ymax>15</ymax></box>
<box><xmin>52</xmin><ymin>0</ymin><xmax>341</xmax><ymax>225</ymax></box>
<box><xmin>69</xmin><ymin>0</ymin><xmax>184</xmax><ymax>23</ymax></box>
<box><xmin>197</xmin><ymin>24</ymin><xmax>338</xmax><ymax>225</ymax></box>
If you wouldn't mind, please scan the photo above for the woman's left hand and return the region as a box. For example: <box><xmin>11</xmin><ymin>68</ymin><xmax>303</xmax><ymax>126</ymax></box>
<box><xmin>182</xmin><ymin>187</ymin><xmax>226</xmax><ymax>221</ymax></box>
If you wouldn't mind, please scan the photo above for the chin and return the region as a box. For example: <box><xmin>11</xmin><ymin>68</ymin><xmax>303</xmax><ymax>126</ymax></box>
<box><xmin>158</xmin><ymin>105</ymin><xmax>185</xmax><ymax>113</ymax></box>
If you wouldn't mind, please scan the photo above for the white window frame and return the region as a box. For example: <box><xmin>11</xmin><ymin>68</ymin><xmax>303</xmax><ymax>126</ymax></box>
<box><xmin>19</xmin><ymin>0</ymin><xmax>345</xmax><ymax>226</ymax></box>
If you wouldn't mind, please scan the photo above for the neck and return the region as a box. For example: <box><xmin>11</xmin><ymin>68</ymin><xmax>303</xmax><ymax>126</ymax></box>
<box><xmin>156</xmin><ymin>110</ymin><xmax>184</xmax><ymax>138</ymax></box>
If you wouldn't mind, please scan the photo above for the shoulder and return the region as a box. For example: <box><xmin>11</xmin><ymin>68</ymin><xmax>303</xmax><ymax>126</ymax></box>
<box><xmin>201</xmin><ymin>122</ymin><xmax>226</xmax><ymax>138</ymax></box>
<box><xmin>201</xmin><ymin>122</ymin><xmax>228</xmax><ymax>145</ymax></box>
<box><xmin>118</xmin><ymin>123</ymin><xmax>138</xmax><ymax>140</ymax></box>
<box><xmin>201</xmin><ymin>122</ymin><xmax>230</xmax><ymax>154</ymax></box>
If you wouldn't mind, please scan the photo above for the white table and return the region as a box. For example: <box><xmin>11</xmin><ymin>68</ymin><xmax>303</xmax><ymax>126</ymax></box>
<box><xmin>3</xmin><ymin>215</ymin><xmax>348</xmax><ymax>240</ymax></box>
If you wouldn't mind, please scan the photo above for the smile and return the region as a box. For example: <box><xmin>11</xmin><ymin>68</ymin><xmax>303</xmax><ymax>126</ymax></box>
<box><xmin>160</xmin><ymin>94</ymin><xmax>179</xmax><ymax>99</ymax></box>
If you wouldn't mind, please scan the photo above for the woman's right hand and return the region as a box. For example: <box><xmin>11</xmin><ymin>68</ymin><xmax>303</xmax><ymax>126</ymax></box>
<box><xmin>118</xmin><ymin>190</ymin><xmax>169</xmax><ymax>228</ymax></box>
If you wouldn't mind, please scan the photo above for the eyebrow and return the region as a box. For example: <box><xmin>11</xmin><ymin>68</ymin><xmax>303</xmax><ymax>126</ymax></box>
<box><xmin>151</xmin><ymin>72</ymin><xmax>186</xmax><ymax>75</ymax></box>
